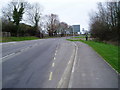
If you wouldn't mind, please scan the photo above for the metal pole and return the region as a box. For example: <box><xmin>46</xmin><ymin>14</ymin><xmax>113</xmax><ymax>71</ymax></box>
<box><xmin>72</xmin><ymin>26</ymin><xmax>74</xmax><ymax>39</ymax></box>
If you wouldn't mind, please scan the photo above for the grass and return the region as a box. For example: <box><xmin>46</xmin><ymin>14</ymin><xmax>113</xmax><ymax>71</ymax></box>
<box><xmin>73</xmin><ymin>35</ymin><xmax>90</xmax><ymax>38</ymax></box>
<box><xmin>73</xmin><ymin>36</ymin><xmax>85</xmax><ymax>38</ymax></box>
<box><xmin>1</xmin><ymin>36</ymin><xmax>40</xmax><ymax>42</ymax></box>
<box><xmin>67</xmin><ymin>39</ymin><xmax>119</xmax><ymax>73</ymax></box>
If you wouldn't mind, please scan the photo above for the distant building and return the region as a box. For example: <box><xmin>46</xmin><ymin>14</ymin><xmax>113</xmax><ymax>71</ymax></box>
<box><xmin>72</xmin><ymin>25</ymin><xmax>80</xmax><ymax>34</ymax></box>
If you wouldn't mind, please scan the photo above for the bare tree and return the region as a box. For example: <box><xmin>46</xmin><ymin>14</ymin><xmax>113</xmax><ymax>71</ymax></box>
<box><xmin>43</xmin><ymin>14</ymin><xmax>59</xmax><ymax>37</ymax></box>
<box><xmin>59</xmin><ymin>22</ymin><xmax>68</xmax><ymax>36</ymax></box>
<box><xmin>42</xmin><ymin>15</ymin><xmax>51</xmax><ymax>35</ymax></box>
<box><xmin>25</xmin><ymin>3</ymin><xmax>43</xmax><ymax>37</ymax></box>
<box><xmin>26</xmin><ymin>3</ymin><xmax>43</xmax><ymax>28</ymax></box>
<box><xmin>2</xmin><ymin>2</ymin><xmax>14</xmax><ymax>21</ymax></box>
<box><xmin>89</xmin><ymin>1</ymin><xmax>119</xmax><ymax>41</ymax></box>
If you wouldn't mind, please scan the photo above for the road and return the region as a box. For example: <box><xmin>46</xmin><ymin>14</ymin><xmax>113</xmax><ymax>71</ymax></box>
<box><xmin>1</xmin><ymin>38</ymin><xmax>119</xmax><ymax>89</ymax></box>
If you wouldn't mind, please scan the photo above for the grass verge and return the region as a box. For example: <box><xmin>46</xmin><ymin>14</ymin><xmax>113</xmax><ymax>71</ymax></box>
<box><xmin>67</xmin><ymin>39</ymin><xmax>119</xmax><ymax>73</ymax></box>
<box><xmin>73</xmin><ymin>36</ymin><xmax>85</xmax><ymax>38</ymax></box>
<box><xmin>1</xmin><ymin>36</ymin><xmax>40</xmax><ymax>42</ymax></box>
<box><xmin>73</xmin><ymin>35</ymin><xmax>90</xmax><ymax>38</ymax></box>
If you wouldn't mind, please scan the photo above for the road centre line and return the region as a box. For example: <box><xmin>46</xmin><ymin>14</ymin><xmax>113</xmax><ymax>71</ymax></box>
<box><xmin>55</xmin><ymin>53</ymin><xmax>56</xmax><ymax>56</ymax></box>
<box><xmin>68</xmin><ymin>60</ymin><xmax>71</xmax><ymax>65</ymax></box>
<box><xmin>55</xmin><ymin>50</ymin><xmax>57</xmax><ymax>53</ymax></box>
<box><xmin>49</xmin><ymin>72</ymin><xmax>53</xmax><ymax>80</ymax></box>
<box><xmin>54</xmin><ymin>57</ymin><xmax>56</xmax><ymax>60</ymax></box>
<box><xmin>52</xmin><ymin>63</ymin><xmax>55</xmax><ymax>67</ymax></box>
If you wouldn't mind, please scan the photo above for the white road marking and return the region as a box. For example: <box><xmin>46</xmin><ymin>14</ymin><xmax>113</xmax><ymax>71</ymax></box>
<box><xmin>55</xmin><ymin>50</ymin><xmax>57</xmax><ymax>53</ymax></box>
<box><xmin>25</xmin><ymin>47</ymin><xmax>29</xmax><ymax>50</ymax></box>
<box><xmin>68</xmin><ymin>42</ymin><xmax>78</xmax><ymax>88</ymax></box>
<box><xmin>55</xmin><ymin>53</ymin><xmax>56</xmax><ymax>56</ymax></box>
<box><xmin>72</xmin><ymin>46</ymin><xmax>78</xmax><ymax>73</ymax></box>
<box><xmin>52</xmin><ymin>63</ymin><xmax>55</xmax><ymax>67</ymax></box>
<box><xmin>68</xmin><ymin>60</ymin><xmax>71</xmax><ymax>65</ymax></box>
<box><xmin>49</xmin><ymin>72</ymin><xmax>53</xmax><ymax>80</ymax></box>
<box><xmin>20</xmin><ymin>49</ymin><xmax>26</xmax><ymax>52</ymax></box>
<box><xmin>1</xmin><ymin>42</ymin><xmax>45</xmax><ymax>63</ymax></box>
<box><xmin>54</xmin><ymin>57</ymin><xmax>56</xmax><ymax>60</ymax></box>
<box><xmin>2</xmin><ymin>53</ymin><xmax>15</xmax><ymax>59</ymax></box>
<box><xmin>1</xmin><ymin>47</ymin><xmax>30</xmax><ymax>61</ymax></box>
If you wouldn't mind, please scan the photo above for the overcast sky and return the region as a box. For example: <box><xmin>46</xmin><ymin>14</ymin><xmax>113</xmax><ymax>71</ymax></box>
<box><xmin>0</xmin><ymin>0</ymin><xmax>106</xmax><ymax>31</ymax></box>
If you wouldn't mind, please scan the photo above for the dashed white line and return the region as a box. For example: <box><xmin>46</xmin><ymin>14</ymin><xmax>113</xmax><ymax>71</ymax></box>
<box><xmin>2</xmin><ymin>43</ymin><xmax>40</xmax><ymax>59</ymax></box>
<box><xmin>20</xmin><ymin>49</ymin><xmax>25</xmax><ymax>52</ymax></box>
<box><xmin>52</xmin><ymin>63</ymin><xmax>55</xmax><ymax>67</ymax></box>
<box><xmin>55</xmin><ymin>53</ymin><xmax>57</xmax><ymax>56</ymax></box>
<box><xmin>53</xmin><ymin>57</ymin><xmax>56</xmax><ymax>60</ymax></box>
<box><xmin>55</xmin><ymin>50</ymin><xmax>57</xmax><ymax>53</ymax></box>
<box><xmin>68</xmin><ymin>60</ymin><xmax>71</xmax><ymax>65</ymax></box>
<box><xmin>2</xmin><ymin>53</ymin><xmax>15</xmax><ymax>59</ymax></box>
<box><xmin>49</xmin><ymin>72</ymin><xmax>53</xmax><ymax>80</ymax></box>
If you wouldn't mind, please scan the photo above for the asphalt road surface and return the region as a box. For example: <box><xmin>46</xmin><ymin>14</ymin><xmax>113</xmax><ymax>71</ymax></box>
<box><xmin>1</xmin><ymin>38</ymin><xmax>119</xmax><ymax>88</ymax></box>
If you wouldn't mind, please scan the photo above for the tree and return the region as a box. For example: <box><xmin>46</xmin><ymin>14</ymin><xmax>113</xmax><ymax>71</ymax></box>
<box><xmin>12</xmin><ymin>1</ymin><xmax>28</xmax><ymax>36</ymax></box>
<box><xmin>13</xmin><ymin>3</ymin><xmax>24</xmax><ymax>25</ymax></box>
<box><xmin>89</xmin><ymin>1</ymin><xmax>119</xmax><ymax>41</ymax></box>
<box><xmin>59</xmin><ymin>22</ymin><xmax>68</xmax><ymax>37</ymax></box>
<box><xmin>43</xmin><ymin>14</ymin><xmax>60</xmax><ymax>37</ymax></box>
<box><xmin>26</xmin><ymin>3</ymin><xmax>43</xmax><ymax>36</ymax></box>
<box><xmin>2</xmin><ymin>2</ymin><xmax>13</xmax><ymax>21</ymax></box>
<box><xmin>67</xmin><ymin>25</ymin><xmax>73</xmax><ymax>35</ymax></box>
<box><xmin>2</xmin><ymin>0</ymin><xmax>28</xmax><ymax>36</ymax></box>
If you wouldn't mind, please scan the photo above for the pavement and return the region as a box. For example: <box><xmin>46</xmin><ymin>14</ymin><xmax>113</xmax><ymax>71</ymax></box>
<box><xmin>1</xmin><ymin>38</ymin><xmax>119</xmax><ymax>89</ymax></box>
<box><xmin>69</xmin><ymin>41</ymin><xmax>118</xmax><ymax>88</ymax></box>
